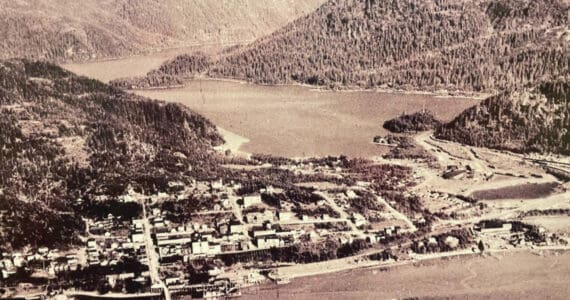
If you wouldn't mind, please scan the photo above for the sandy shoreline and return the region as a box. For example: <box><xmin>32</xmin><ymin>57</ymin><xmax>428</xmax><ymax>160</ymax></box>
<box><xmin>214</xmin><ymin>126</ymin><xmax>251</xmax><ymax>156</ymax></box>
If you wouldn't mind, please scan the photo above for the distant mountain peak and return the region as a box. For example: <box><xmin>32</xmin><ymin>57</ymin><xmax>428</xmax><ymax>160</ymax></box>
<box><xmin>0</xmin><ymin>0</ymin><xmax>327</xmax><ymax>62</ymax></box>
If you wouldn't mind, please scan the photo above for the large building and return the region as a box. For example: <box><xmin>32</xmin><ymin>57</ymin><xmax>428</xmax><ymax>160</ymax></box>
<box><xmin>241</xmin><ymin>195</ymin><xmax>262</xmax><ymax>207</ymax></box>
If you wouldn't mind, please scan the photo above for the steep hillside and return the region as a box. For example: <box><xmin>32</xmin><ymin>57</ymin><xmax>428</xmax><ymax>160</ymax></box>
<box><xmin>111</xmin><ymin>52</ymin><xmax>211</xmax><ymax>89</ymax></box>
<box><xmin>0</xmin><ymin>59</ymin><xmax>222</xmax><ymax>249</ymax></box>
<box><xmin>436</xmin><ymin>81</ymin><xmax>570</xmax><ymax>155</ymax></box>
<box><xmin>0</xmin><ymin>0</ymin><xmax>326</xmax><ymax>62</ymax></box>
<box><xmin>202</xmin><ymin>0</ymin><xmax>568</xmax><ymax>93</ymax></box>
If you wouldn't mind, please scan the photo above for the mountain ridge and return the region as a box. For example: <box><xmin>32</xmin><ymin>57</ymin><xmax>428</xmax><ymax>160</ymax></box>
<box><xmin>208</xmin><ymin>0</ymin><xmax>569</xmax><ymax>93</ymax></box>
<box><xmin>120</xmin><ymin>0</ymin><xmax>568</xmax><ymax>93</ymax></box>
<box><xmin>0</xmin><ymin>0</ymin><xmax>327</xmax><ymax>62</ymax></box>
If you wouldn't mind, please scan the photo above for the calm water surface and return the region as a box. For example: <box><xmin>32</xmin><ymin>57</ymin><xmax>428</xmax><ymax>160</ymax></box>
<box><xmin>63</xmin><ymin>57</ymin><xmax>480</xmax><ymax>158</ymax></box>
<box><xmin>136</xmin><ymin>80</ymin><xmax>480</xmax><ymax>158</ymax></box>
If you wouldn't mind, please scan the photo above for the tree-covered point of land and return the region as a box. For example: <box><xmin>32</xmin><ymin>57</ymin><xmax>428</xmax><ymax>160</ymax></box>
<box><xmin>383</xmin><ymin>110</ymin><xmax>442</xmax><ymax>133</ymax></box>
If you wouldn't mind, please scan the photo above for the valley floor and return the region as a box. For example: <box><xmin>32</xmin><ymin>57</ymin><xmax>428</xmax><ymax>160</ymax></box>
<box><xmin>4</xmin><ymin>59</ymin><xmax>565</xmax><ymax>300</ymax></box>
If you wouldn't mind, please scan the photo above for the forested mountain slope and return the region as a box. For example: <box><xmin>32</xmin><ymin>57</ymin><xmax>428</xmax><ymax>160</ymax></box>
<box><xmin>436</xmin><ymin>81</ymin><xmax>570</xmax><ymax>155</ymax></box>
<box><xmin>203</xmin><ymin>0</ymin><xmax>568</xmax><ymax>93</ymax></box>
<box><xmin>0</xmin><ymin>0</ymin><xmax>326</xmax><ymax>62</ymax></box>
<box><xmin>0</xmin><ymin>59</ymin><xmax>222</xmax><ymax>249</ymax></box>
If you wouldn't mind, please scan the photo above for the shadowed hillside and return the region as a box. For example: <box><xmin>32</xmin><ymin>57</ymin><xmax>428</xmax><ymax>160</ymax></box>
<box><xmin>0</xmin><ymin>59</ymin><xmax>223</xmax><ymax>249</ymax></box>
<box><xmin>206</xmin><ymin>0</ymin><xmax>569</xmax><ymax>92</ymax></box>
<box><xmin>0</xmin><ymin>0</ymin><xmax>326</xmax><ymax>62</ymax></box>
<box><xmin>436</xmin><ymin>81</ymin><xmax>570</xmax><ymax>155</ymax></box>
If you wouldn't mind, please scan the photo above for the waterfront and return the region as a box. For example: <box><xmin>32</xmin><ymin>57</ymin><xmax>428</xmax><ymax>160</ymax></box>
<box><xmin>242</xmin><ymin>250</ymin><xmax>570</xmax><ymax>300</ymax></box>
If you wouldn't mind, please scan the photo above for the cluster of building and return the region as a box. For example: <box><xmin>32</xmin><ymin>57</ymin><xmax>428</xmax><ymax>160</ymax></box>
<box><xmin>366</xmin><ymin>226</ymin><xmax>403</xmax><ymax>244</ymax></box>
<box><xmin>1</xmin><ymin>247</ymin><xmax>80</xmax><ymax>279</ymax></box>
<box><xmin>144</xmin><ymin>176</ymin><xmax>386</xmax><ymax>288</ymax></box>
<box><xmin>475</xmin><ymin>221</ymin><xmax>568</xmax><ymax>248</ymax></box>
<box><xmin>86</xmin><ymin>218</ymin><xmax>148</xmax><ymax>268</ymax></box>
<box><xmin>0</xmin><ymin>211</ymin><xmax>154</xmax><ymax>291</ymax></box>
<box><xmin>151</xmin><ymin>209</ymin><xmax>305</xmax><ymax>263</ymax></box>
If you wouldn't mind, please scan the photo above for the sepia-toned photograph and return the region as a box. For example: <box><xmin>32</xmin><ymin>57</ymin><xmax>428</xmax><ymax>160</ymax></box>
<box><xmin>0</xmin><ymin>0</ymin><xmax>569</xmax><ymax>299</ymax></box>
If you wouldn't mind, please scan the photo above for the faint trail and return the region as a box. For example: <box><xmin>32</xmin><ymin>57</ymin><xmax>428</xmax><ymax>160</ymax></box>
<box><xmin>460</xmin><ymin>261</ymin><xmax>478</xmax><ymax>290</ymax></box>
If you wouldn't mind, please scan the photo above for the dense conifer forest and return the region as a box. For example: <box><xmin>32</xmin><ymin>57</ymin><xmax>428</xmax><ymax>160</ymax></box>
<box><xmin>0</xmin><ymin>59</ymin><xmax>223</xmax><ymax>249</ymax></box>
<box><xmin>109</xmin><ymin>0</ymin><xmax>570</xmax><ymax>155</ymax></box>
<box><xmin>210</xmin><ymin>0</ymin><xmax>568</xmax><ymax>92</ymax></box>
<box><xmin>120</xmin><ymin>0</ymin><xmax>568</xmax><ymax>93</ymax></box>
<box><xmin>111</xmin><ymin>53</ymin><xmax>211</xmax><ymax>89</ymax></box>
<box><xmin>384</xmin><ymin>111</ymin><xmax>442</xmax><ymax>133</ymax></box>
<box><xmin>436</xmin><ymin>81</ymin><xmax>570</xmax><ymax>155</ymax></box>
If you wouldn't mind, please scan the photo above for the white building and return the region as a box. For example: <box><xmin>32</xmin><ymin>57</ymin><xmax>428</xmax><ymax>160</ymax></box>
<box><xmin>256</xmin><ymin>236</ymin><xmax>282</xmax><ymax>249</ymax></box>
<box><xmin>242</xmin><ymin>195</ymin><xmax>262</xmax><ymax>207</ymax></box>
<box><xmin>191</xmin><ymin>241</ymin><xmax>210</xmax><ymax>255</ymax></box>
<box><xmin>211</xmin><ymin>179</ymin><xmax>224</xmax><ymax>191</ymax></box>
<box><xmin>253</xmin><ymin>229</ymin><xmax>276</xmax><ymax>237</ymax></box>
<box><xmin>209</xmin><ymin>243</ymin><xmax>222</xmax><ymax>255</ymax></box>
<box><xmin>230</xmin><ymin>224</ymin><xmax>244</xmax><ymax>234</ymax></box>
<box><xmin>278</xmin><ymin>212</ymin><xmax>293</xmax><ymax>222</ymax></box>
<box><xmin>131</xmin><ymin>232</ymin><xmax>145</xmax><ymax>243</ymax></box>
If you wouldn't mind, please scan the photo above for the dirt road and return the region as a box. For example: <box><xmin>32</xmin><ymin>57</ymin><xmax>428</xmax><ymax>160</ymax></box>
<box><xmin>141</xmin><ymin>199</ymin><xmax>171</xmax><ymax>300</ymax></box>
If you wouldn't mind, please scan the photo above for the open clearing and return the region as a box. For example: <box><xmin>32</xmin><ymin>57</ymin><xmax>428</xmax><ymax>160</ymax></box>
<box><xmin>242</xmin><ymin>251</ymin><xmax>570</xmax><ymax>300</ymax></box>
<box><xmin>135</xmin><ymin>80</ymin><xmax>479</xmax><ymax>158</ymax></box>
<box><xmin>524</xmin><ymin>216</ymin><xmax>570</xmax><ymax>233</ymax></box>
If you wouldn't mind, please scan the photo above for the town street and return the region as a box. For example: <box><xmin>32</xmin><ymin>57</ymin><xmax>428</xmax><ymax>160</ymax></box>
<box><xmin>141</xmin><ymin>199</ymin><xmax>171</xmax><ymax>300</ymax></box>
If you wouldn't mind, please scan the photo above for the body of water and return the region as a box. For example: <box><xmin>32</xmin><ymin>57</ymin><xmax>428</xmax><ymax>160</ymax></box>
<box><xmin>136</xmin><ymin>80</ymin><xmax>480</xmax><ymax>158</ymax></box>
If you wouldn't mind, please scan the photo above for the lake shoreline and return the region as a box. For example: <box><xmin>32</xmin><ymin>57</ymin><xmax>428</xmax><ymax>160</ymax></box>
<box><xmin>126</xmin><ymin>77</ymin><xmax>491</xmax><ymax>100</ymax></box>
<box><xmin>214</xmin><ymin>126</ymin><xmax>251</xmax><ymax>157</ymax></box>
<box><xmin>134</xmin><ymin>80</ymin><xmax>481</xmax><ymax>158</ymax></box>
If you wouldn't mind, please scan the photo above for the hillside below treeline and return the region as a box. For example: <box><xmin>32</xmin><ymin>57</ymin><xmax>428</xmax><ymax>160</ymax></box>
<box><xmin>113</xmin><ymin>0</ymin><xmax>569</xmax><ymax>93</ymax></box>
<box><xmin>0</xmin><ymin>0</ymin><xmax>326</xmax><ymax>62</ymax></box>
<box><xmin>436</xmin><ymin>81</ymin><xmax>570</xmax><ymax>155</ymax></box>
<box><xmin>0</xmin><ymin>59</ymin><xmax>223</xmax><ymax>249</ymax></box>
